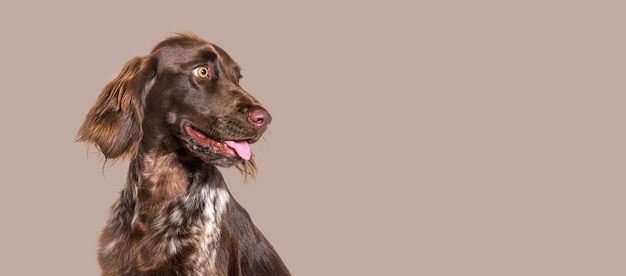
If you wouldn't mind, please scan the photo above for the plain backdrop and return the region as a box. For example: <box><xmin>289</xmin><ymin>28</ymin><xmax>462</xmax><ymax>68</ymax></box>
<box><xmin>0</xmin><ymin>1</ymin><xmax>624</xmax><ymax>275</ymax></box>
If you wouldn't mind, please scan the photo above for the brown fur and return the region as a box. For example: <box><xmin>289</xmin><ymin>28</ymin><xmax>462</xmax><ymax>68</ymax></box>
<box><xmin>78</xmin><ymin>33</ymin><xmax>289</xmax><ymax>275</ymax></box>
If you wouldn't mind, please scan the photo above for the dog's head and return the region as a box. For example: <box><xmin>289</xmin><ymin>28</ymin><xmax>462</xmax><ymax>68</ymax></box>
<box><xmin>77</xmin><ymin>33</ymin><xmax>270</xmax><ymax>176</ymax></box>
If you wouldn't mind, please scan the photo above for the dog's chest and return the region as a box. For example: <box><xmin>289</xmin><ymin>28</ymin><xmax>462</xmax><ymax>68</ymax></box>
<box><xmin>184</xmin><ymin>186</ymin><xmax>231</xmax><ymax>274</ymax></box>
<box><xmin>148</xmin><ymin>185</ymin><xmax>231</xmax><ymax>274</ymax></box>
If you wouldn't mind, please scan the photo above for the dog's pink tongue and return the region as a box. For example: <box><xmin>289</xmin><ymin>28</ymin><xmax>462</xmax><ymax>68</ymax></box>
<box><xmin>224</xmin><ymin>141</ymin><xmax>251</xmax><ymax>160</ymax></box>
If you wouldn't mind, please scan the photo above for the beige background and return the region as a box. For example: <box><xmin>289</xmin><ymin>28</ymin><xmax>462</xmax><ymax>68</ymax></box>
<box><xmin>0</xmin><ymin>1</ymin><xmax>623</xmax><ymax>275</ymax></box>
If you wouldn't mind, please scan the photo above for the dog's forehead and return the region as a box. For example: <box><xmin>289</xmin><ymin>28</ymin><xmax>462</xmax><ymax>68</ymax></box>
<box><xmin>151</xmin><ymin>40</ymin><xmax>239</xmax><ymax>70</ymax></box>
<box><xmin>209</xmin><ymin>44</ymin><xmax>237</xmax><ymax>63</ymax></box>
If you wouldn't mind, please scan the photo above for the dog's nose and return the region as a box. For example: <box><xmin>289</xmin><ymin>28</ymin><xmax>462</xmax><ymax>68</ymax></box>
<box><xmin>247</xmin><ymin>107</ymin><xmax>272</xmax><ymax>130</ymax></box>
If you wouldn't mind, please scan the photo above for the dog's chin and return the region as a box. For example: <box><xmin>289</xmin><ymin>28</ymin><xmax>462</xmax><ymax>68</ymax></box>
<box><xmin>180</xmin><ymin>123</ymin><xmax>258</xmax><ymax>178</ymax></box>
<box><xmin>181</xmin><ymin>123</ymin><xmax>248</xmax><ymax>167</ymax></box>
<box><xmin>181</xmin><ymin>134</ymin><xmax>238</xmax><ymax>167</ymax></box>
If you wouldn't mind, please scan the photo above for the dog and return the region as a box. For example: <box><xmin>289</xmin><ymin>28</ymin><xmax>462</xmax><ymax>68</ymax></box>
<box><xmin>77</xmin><ymin>33</ymin><xmax>290</xmax><ymax>275</ymax></box>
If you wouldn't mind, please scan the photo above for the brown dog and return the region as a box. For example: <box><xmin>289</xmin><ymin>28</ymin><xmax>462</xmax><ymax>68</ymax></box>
<box><xmin>78</xmin><ymin>33</ymin><xmax>290</xmax><ymax>275</ymax></box>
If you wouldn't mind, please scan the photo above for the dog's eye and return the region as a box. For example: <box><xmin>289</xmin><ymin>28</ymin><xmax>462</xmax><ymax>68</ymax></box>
<box><xmin>194</xmin><ymin>66</ymin><xmax>211</xmax><ymax>79</ymax></box>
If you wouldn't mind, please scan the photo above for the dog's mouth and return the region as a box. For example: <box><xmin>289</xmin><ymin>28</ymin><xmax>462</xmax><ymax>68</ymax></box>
<box><xmin>183</xmin><ymin>123</ymin><xmax>251</xmax><ymax>160</ymax></box>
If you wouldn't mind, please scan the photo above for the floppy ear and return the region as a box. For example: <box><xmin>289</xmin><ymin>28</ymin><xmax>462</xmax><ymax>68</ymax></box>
<box><xmin>77</xmin><ymin>56</ymin><xmax>156</xmax><ymax>160</ymax></box>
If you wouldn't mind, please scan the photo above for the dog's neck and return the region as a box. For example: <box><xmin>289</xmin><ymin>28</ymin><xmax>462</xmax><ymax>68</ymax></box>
<box><xmin>121</xmin><ymin>148</ymin><xmax>233</xmax><ymax>272</ymax></box>
<box><xmin>127</xmin><ymin>146</ymin><xmax>228</xmax><ymax>221</ymax></box>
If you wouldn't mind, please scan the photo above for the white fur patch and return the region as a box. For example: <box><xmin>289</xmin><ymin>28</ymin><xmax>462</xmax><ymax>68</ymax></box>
<box><xmin>198</xmin><ymin>187</ymin><xmax>230</xmax><ymax>271</ymax></box>
<box><xmin>166</xmin><ymin>112</ymin><xmax>178</xmax><ymax>124</ymax></box>
<box><xmin>169</xmin><ymin>208</ymin><xmax>183</xmax><ymax>226</ymax></box>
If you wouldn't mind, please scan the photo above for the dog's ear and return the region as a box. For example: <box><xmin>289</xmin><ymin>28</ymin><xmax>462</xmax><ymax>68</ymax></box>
<box><xmin>77</xmin><ymin>56</ymin><xmax>157</xmax><ymax>160</ymax></box>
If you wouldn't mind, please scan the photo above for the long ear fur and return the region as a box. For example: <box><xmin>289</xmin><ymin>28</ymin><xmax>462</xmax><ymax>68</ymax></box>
<box><xmin>77</xmin><ymin>57</ymin><xmax>156</xmax><ymax>160</ymax></box>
